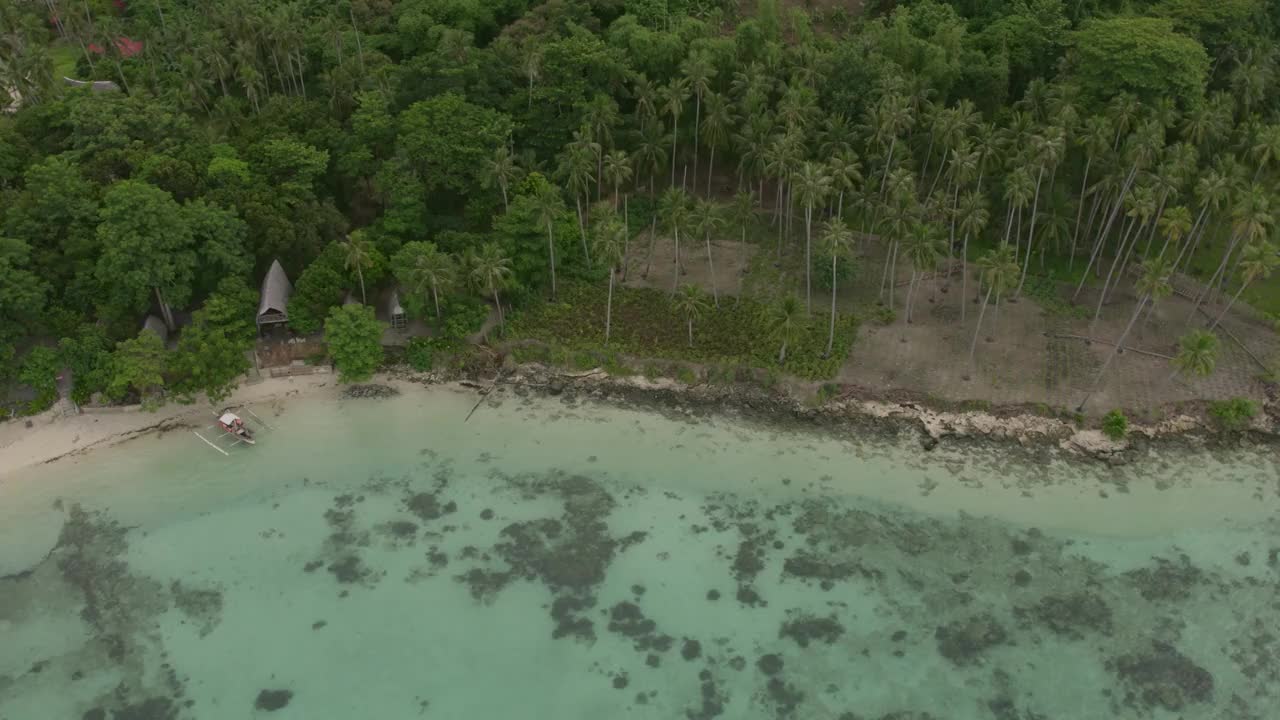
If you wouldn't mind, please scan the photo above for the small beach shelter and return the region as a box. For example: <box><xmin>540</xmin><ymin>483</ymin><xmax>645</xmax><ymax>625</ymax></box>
<box><xmin>141</xmin><ymin>315</ymin><xmax>169</xmax><ymax>343</ymax></box>
<box><xmin>387</xmin><ymin>288</ymin><xmax>407</xmax><ymax>330</ymax></box>
<box><xmin>257</xmin><ymin>259</ymin><xmax>293</xmax><ymax>331</ymax></box>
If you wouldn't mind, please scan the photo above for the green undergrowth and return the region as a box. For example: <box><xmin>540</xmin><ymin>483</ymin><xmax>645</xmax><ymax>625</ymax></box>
<box><xmin>507</xmin><ymin>282</ymin><xmax>858</xmax><ymax>380</ymax></box>
<box><xmin>1021</xmin><ymin>274</ymin><xmax>1091</xmax><ymax>319</ymax></box>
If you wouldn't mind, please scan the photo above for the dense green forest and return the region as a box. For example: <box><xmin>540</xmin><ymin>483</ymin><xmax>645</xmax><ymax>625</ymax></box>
<box><xmin>2</xmin><ymin>0</ymin><xmax>1279</xmax><ymax>412</ymax></box>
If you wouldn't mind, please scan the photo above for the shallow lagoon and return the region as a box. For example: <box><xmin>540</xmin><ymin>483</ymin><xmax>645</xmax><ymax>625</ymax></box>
<box><xmin>2</xmin><ymin>384</ymin><xmax>1278</xmax><ymax>719</ymax></box>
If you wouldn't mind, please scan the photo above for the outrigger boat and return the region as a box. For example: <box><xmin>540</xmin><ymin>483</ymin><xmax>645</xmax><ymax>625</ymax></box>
<box><xmin>193</xmin><ymin>408</ymin><xmax>274</xmax><ymax>455</ymax></box>
<box><xmin>217</xmin><ymin>412</ymin><xmax>256</xmax><ymax>445</ymax></box>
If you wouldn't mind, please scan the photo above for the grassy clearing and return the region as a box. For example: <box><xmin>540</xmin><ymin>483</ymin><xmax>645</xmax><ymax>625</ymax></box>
<box><xmin>508</xmin><ymin>282</ymin><xmax>858</xmax><ymax>380</ymax></box>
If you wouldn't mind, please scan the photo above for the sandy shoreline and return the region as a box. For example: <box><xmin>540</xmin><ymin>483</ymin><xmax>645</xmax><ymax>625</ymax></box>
<box><xmin>2</xmin><ymin>362</ymin><xmax>1276</xmax><ymax>482</ymax></box>
<box><xmin>0</xmin><ymin>375</ymin><xmax>336</xmax><ymax>480</ymax></box>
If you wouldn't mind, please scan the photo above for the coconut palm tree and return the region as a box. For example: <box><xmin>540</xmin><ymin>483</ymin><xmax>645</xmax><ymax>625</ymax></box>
<box><xmin>955</xmin><ymin>191</ymin><xmax>990</xmax><ymax>323</ymax></box>
<box><xmin>343</xmin><ymin>232</ymin><xmax>374</xmax><ymax>304</ymax></box>
<box><xmin>532</xmin><ymin>182</ymin><xmax>566</xmax><ymax>298</ymax></box>
<box><xmin>769</xmin><ymin>295</ymin><xmax>805</xmax><ymax>363</ymax></box>
<box><xmin>483</xmin><ymin>145</ymin><xmax>517</xmax><ymax>212</ymax></box>
<box><xmin>681</xmin><ymin>52</ymin><xmax>716</xmax><ymax>190</ymax></box>
<box><xmin>1168</xmin><ymin>329</ymin><xmax>1218</xmax><ymax>383</ymax></box>
<box><xmin>793</xmin><ymin>162</ymin><xmax>833</xmax><ymax>314</ymax></box>
<box><xmin>630</xmin><ymin>73</ymin><xmax>658</xmax><ymax>127</ymax></box>
<box><xmin>821</xmin><ymin>219</ymin><xmax>854</xmax><ymax>357</ymax></box>
<box><xmin>396</xmin><ymin>242</ymin><xmax>454</xmax><ymax>319</ymax></box>
<box><xmin>1209</xmin><ymin>241</ymin><xmax>1278</xmax><ymax>331</ymax></box>
<box><xmin>731</xmin><ymin>190</ymin><xmax>755</xmax><ymax>301</ymax></box>
<box><xmin>691</xmin><ymin>199</ymin><xmax>723</xmax><ymax>306</ymax></box>
<box><xmin>521</xmin><ymin>43</ymin><xmax>541</xmax><ymax>111</ymax></box>
<box><xmin>661</xmin><ymin>77</ymin><xmax>691</xmax><ymax>187</ymax></box>
<box><xmin>469</xmin><ymin>242</ymin><xmax>513</xmax><ymax>334</ymax></box>
<box><xmin>700</xmin><ymin>91</ymin><xmax>737</xmax><ymax>196</ymax></box>
<box><xmin>592</xmin><ymin>217</ymin><xmax>626</xmax><ymax>345</ymax></box>
<box><xmin>659</xmin><ymin>187</ymin><xmax>691</xmax><ymax>291</ymax></box>
<box><xmin>827</xmin><ymin>150</ymin><xmax>863</xmax><ymax>220</ymax></box>
<box><xmin>602</xmin><ymin>150</ymin><xmax>633</xmax><ymax>208</ymax></box>
<box><xmin>1076</xmin><ymin>258</ymin><xmax>1173</xmax><ymax>411</ymax></box>
<box><xmin>1071</xmin><ymin>115</ymin><xmax>1113</xmax><ymax>267</ymax></box>
<box><xmin>632</xmin><ymin>121</ymin><xmax>668</xmax><ymax>197</ymax></box>
<box><xmin>670</xmin><ymin>284</ymin><xmax>709</xmax><ymax>347</ymax></box>
<box><xmin>903</xmin><ymin>222</ymin><xmax>944</xmax><ymax>324</ymax></box>
<box><xmin>966</xmin><ymin>244</ymin><xmax>1018</xmax><ymax>377</ymax></box>
<box><xmin>1155</xmin><ymin>205</ymin><xmax>1192</xmax><ymax>260</ymax></box>
<box><xmin>583</xmin><ymin>94</ymin><xmax>620</xmax><ymax>198</ymax></box>
<box><xmin>557</xmin><ymin>139</ymin><xmax>596</xmax><ymax>265</ymax></box>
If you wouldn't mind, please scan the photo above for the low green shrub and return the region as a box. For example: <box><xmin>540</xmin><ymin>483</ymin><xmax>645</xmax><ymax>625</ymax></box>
<box><xmin>1209</xmin><ymin>397</ymin><xmax>1257</xmax><ymax>432</ymax></box>
<box><xmin>1101</xmin><ymin>409</ymin><xmax>1128</xmax><ymax>440</ymax></box>
<box><xmin>18</xmin><ymin>347</ymin><xmax>60</xmax><ymax>415</ymax></box>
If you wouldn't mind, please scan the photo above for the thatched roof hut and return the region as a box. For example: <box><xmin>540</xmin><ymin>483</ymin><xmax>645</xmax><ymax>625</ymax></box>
<box><xmin>141</xmin><ymin>315</ymin><xmax>168</xmax><ymax>343</ymax></box>
<box><xmin>387</xmin><ymin>288</ymin><xmax>406</xmax><ymax>329</ymax></box>
<box><xmin>257</xmin><ymin>259</ymin><xmax>293</xmax><ymax>330</ymax></box>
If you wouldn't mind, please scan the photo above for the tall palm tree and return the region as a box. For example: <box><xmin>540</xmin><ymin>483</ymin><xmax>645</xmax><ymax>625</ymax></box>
<box><xmin>659</xmin><ymin>187</ymin><xmax>690</xmax><ymax>291</ymax></box>
<box><xmin>1076</xmin><ymin>258</ymin><xmax>1173</xmax><ymax>411</ymax></box>
<box><xmin>343</xmin><ymin>232</ymin><xmax>373</xmax><ymax>304</ymax></box>
<box><xmin>558</xmin><ymin>139</ymin><xmax>596</xmax><ymax>265</ymax></box>
<box><xmin>769</xmin><ymin>295</ymin><xmax>805</xmax><ymax>363</ymax></box>
<box><xmin>1016</xmin><ymin>126</ymin><xmax>1065</xmax><ymax>295</ymax></box>
<box><xmin>1168</xmin><ymin>329</ymin><xmax>1218</xmax><ymax>383</ymax></box>
<box><xmin>396</xmin><ymin>242</ymin><xmax>454</xmax><ymax>319</ymax></box>
<box><xmin>793</xmin><ymin>162</ymin><xmax>832</xmax><ymax>314</ymax></box>
<box><xmin>469</xmin><ymin>243</ymin><xmax>514</xmax><ymax>334</ymax></box>
<box><xmin>533</xmin><ymin>183</ymin><xmax>565</xmax><ymax>298</ymax></box>
<box><xmin>630</xmin><ymin>73</ymin><xmax>658</xmax><ymax>127</ymax></box>
<box><xmin>1155</xmin><ymin>205</ymin><xmax>1192</xmax><ymax>260</ymax></box>
<box><xmin>483</xmin><ymin>145</ymin><xmax>517</xmax><ymax>211</ymax></box>
<box><xmin>821</xmin><ymin>219</ymin><xmax>854</xmax><ymax>357</ymax></box>
<box><xmin>592</xmin><ymin>217</ymin><xmax>626</xmax><ymax>346</ymax></box>
<box><xmin>583</xmin><ymin>94</ymin><xmax>620</xmax><ymax>199</ymax></box>
<box><xmin>732</xmin><ymin>190</ymin><xmax>755</xmax><ymax>301</ymax></box>
<box><xmin>903</xmin><ymin>223</ymin><xmax>944</xmax><ymax>324</ymax></box>
<box><xmin>1191</xmin><ymin>184</ymin><xmax>1272</xmax><ymax>321</ymax></box>
<box><xmin>967</xmin><ymin>244</ymin><xmax>1018</xmax><ymax>378</ymax></box>
<box><xmin>681</xmin><ymin>52</ymin><xmax>716</xmax><ymax>190</ymax></box>
<box><xmin>1071</xmin><ymin>115</ymin><xmax>1113</xmax><ymax>267</ymax></box>
<box><xmin>1209</xmin><ymin>241</ymin><xmax>1278</xmax><ymax>331</ymax></box>
<box><xmin>632</xmin><ymin>121</ymin><xmax>668</xmax><ymax>197</ymax></box>
<box><xmin>661</xmin><ymin>77</ymin><xmax>691</xmax><ymax>187</ymax></box>
<box><xmin>827</xmin><ymin>150</ymin><xmax>863</xmax><ymax>219</ymax></box>
<box><xmin>700</xmin><ymin>91</ymin><xmax>737</xmax><ymax>196</ymax></box>
<box><xmin>521</xmin><ymin>43</ymin><xmax>541</xmax><ymax>111</ymax></box>
<box><xmin>956</xmin><ymin>191</ymin><xmax>990</xmax><ymax>323</ymax></box>
<box><xmin>670</xmin><ymin>284</ymin><xmax>709</xmax><ymax>347</ymax></box>
<box><xmin>691</xmin><ymin>199</ymin><xmax>723</xmax><ymax>306</ymax></box>
<box><xmin>602</xmin><ymin>150</ymin><xmax>633</xmax><ymax>208</ymax></box>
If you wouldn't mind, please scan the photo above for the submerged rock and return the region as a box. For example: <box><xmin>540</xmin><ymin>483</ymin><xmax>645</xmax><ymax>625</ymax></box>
<box><xmin>342</xmin><ymin>384</ymin><xmax>400</xmax><ymax>399</ymax></box>
<box><xmin>779</xmin><ymin>613</ymin><xmax>845</xmax><ymax>648</ymax></box>
<box><xmin>1030</xmin><ymin>592</ymin><xmax>1113</xmax><ymax>638</ymax></box>
<box><xmin>255</xmin><ymin>689</ymin><xmax>293</xmax><ymax>711</ymax></box>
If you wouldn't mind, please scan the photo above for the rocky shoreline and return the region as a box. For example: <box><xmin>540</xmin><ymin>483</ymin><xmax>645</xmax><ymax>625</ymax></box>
<box><xmin>393</xmin><ymin>362</ymin><xmax>1280</xmax><ymax>465</ymax></box>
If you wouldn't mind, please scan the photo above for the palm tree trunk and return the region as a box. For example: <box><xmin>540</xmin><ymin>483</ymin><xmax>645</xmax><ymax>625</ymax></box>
<box><xmin>295</xmin><ymin>51</ymin><xmax>306</xmax><ymax>98</ymax></box>
<box><xmin>1209</xmin><ymin>282</ymin><xmax>1249</xmax><ymax>331</ymax></box>
<box><xmin>960</xmin><ymin>232</ymin><xmax>970</xmax><ymax>323</ymax></box>
<box><xmin>1173</xmin><ymin>205</ymin><xmax>1210</xmax><ymax>271</ymax></box>
<box><xmin>605</xmin><ymin>268</ymin><xmax>614</xmax><ymax>344</ymax></box>
<box><xmin>967</xmin><ymin>285</ymin><xmax>994</xmax><ymax>372</ymax></box>
<box><xmin>826</xmin><ymin>253</ymin><xmax>839</xmax><ymax>356</ymax></box>
<box><xmin>1092</xmin><ymin>215</ymin><xmax>1139</xmax><ymax>323</ymax></box>
<box><xmin>491</xmin><ymin>283</ymin><xmax>504</xmax><ymax>333</ymax></box>
<box><xmin>546</xmin><ymin>223</ymin><xmax>558</xmax><ymax>299</ymax></box>
<box><xmin>672</xmin><ymin>224</ymin><xmax>681</xmax><ymax>294</ymax></box>
<box><xmin>670</xmin><ymin>114</ymin><xmax>679</xmax><ymax>188</ymax></box>
<box><xmin>431</xmin><ymin>284</ymin><xmax>441</xmax><ymax>318</ymax></box>
<box><xmin>888</xmin><ymin>241</ymin><xmax>900</xmax><ymax>310</ymax></box>
<box><xmin>905</xmin><ymin>270</ymin><xmax>918</xmax><ymax>323</ymax></box>
<box><xmin>687</xmin><ymin>317</ymin><xmax>693</xmax><ymax>347</ymax></box>
<box><xmin>737</xmin><ymin>222</ymin><xmax>746</xmax><ymax>304</ymax></box>
<box><xmin>704</xmin><ymin>232</ymin><xmax>718</xmax><ymax>306</ymax></box>
<box><xmin>1073</xmin><ymin>193</ymin><xmax>1115</xmax><ymax>301</ymax></box>
<box><xmin>155</xmin><ymin>286</ymin><xmax>175</xmax><ymax>332</ymax></box>
<box><xmin>1016</xmin><ymin>165</ymin><xmax>1045</xmax><ymax>296</ymax></box>
<box><xmin>644</xmin><ymin>215</ymin><xmax>658</xmax><ymax>277</ymax></box>
<box><xmin>622</xmin><ymin>194</ymin><xmax>630</xmax><ymax>281</ymax></box>
<box><xmin>500</xmin><ymin>184</ymin><xmax>509</xmax><ymax>212</ymax></box>
<box><xmin>778</xmin><ymin>338</ymin><xmax>787</xmax><ymax>363</ymax></box>
<box><xmin>1187</xmin><ymin>231</ymin><xmax>1240</xmax><ymax>326</ymax></box>
<box><xmin>1077</xmin><ymin>295</ymin><xmax>1147</xmax><ymax>411</ymax></box>
<box><xmin>691</xmin><ymin>93</ymin><xmax>701</xmax><ymax>191</ymax></box>
<box><xmin>804</xmin><ymin>203</ymin><xmax>813</xmax><ymax>314</ymax></box>
<box><xmin>576</xmin><ymin>196</ymin><xmax>591</xmax><ymax>265</ymax></box>
<box><xmin>706</xmin><ymin>144</ymin><xmax>716</xmax><ymax>197</ymax></box>
<box><xmin>357</xmin><ymin>268</ymin><xmax>366</xmax><ymax>304</ymax></box>
<box><xmin>1070</xmin><ymin>158</ymin><xmax>1093</xmax><ymax>270</ymax></box>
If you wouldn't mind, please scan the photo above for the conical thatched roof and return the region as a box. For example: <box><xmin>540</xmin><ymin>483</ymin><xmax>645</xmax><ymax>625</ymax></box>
<box><xmin>387</xmin><ymin>288</ymin><xmax>405</xmax><ymax>317</ymax></box>
<box><xmin>257</xmin><ymin>260</ymin><xmax>293</xmax><ymax>318</ymax></box>
<box><xmin>141</xmin><ymin>315</ymin><xmax>168</xmax><ymax>343</ymax></box>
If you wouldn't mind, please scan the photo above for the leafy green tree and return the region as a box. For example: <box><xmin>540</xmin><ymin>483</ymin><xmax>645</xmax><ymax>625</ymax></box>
<box><xmin>483</xmin><ymin>145</ymin><xmax>518</xmax><ymax>211</ymax></box>
<box><xmin>172</xmin><ymin>278</ymin><xmax>257</xmax><ymax>403</ymax></box>
<box><xmin>670</xmin><ymin>284</ymin><xmax>710</xmax><ymax>348</ymax></box>
<box><xmin>57</xmin><ymin>324</ymin><xmax>113</xmax><ymax>405</ymax></box>
<box><xmin>1068</xmin><ymin>17</ymin><xmax>1210</xmax><ymax>111</ymax></box>
<box><xmin>108</xmin><ymin>331</ymin><xmax>169</xmax><ymax>409</ymax></box>
<box><xmin>324</xmin><ymin>304</ymin><xmax>384</xmax><ymax>383</ymax></box>
<box><xmin>18</xmin><ymin>346</ymin><xmax>60</xmax><ymax>414</ymax></box>
<box><xmin>95</xmin><ymin>180</ymin><xmax>196</xmax><ymax>331</ymax></box>
<box><xmin>398</xmin><ymin>92</ymin><xmax>514</xmax><ymax>195</ymax></box>
<box><xmin>0</xmin><ymin>236</ymin><xmax>48</xmax><ymax>341</ymax></box>
<box><xmin>289</xmin><ymin>244</ymin><xmax>349</xmax><ymax>334</ymax></box>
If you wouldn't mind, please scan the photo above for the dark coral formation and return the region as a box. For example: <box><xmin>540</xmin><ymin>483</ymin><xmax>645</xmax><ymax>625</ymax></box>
<box><xmin>1028</xmin><ymin>592</ymin><xmax>1113</xmax><ymax>638</ymax></box>
<box><xmin>934</xmin><ymin>613</ymin><xmax>1008</xmax><ymax>666</ymax></box>
<box><xmin>254</xmin><ymin>689</ymin><xmax>294</xmax><ymax>711</ymax></box>
<box><xmin>779</xmin><ymin>613</ymin><xmax>845</xmax><ymax>648</ymax></box>
<box><xmin>1123</xmin><ymin>555</ymin><xmax>1206</xmax><ymax>602</ymax></box>
<box><xmin>1110</xmin><ymin>642</ymin><xmax>1214</xmax><ymax>712</ymax></box>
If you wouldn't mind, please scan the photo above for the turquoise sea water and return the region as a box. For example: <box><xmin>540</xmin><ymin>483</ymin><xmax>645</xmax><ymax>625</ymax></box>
<box><xmin>2</xmin><ymin>385</ymin><xmax>1279</xmax><ymax>720</ymax></box>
